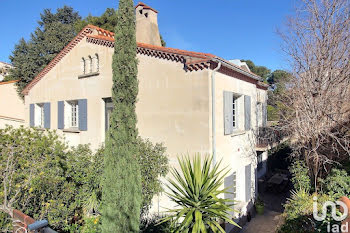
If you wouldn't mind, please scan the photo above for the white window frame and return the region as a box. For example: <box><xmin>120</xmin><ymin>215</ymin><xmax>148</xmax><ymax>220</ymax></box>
<box><xmin>35</xmin><ymin>103</ymin><xmax>44</xmax><ymax>128</ymax></box>
<box><xmin>65</xmin><ymin>100</ymin><xmax>79</xmax><ymax>129</ymax></box>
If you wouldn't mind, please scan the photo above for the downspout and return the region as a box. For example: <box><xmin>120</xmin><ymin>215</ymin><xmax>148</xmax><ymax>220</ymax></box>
<box><xmin>212</xmin><ymin>62</ymin><xmax>221</xmax><ymax>167</ymax></box>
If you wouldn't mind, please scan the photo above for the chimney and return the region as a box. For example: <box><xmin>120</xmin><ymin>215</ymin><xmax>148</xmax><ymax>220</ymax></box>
<box><xmin>135</xmin><ymin>2</ymin><xmax>162</xmax><ymax>46</ymax></box>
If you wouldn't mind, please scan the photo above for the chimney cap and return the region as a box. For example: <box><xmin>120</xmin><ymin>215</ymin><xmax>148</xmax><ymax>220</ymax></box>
<box><xmin>135</xmin><ymin>2</ymin><xmax>158</xmax><ymax>13</ymax></box>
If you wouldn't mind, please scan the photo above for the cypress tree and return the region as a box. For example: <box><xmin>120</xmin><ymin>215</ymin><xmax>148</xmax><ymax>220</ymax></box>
<box><xmin>101</xmin><ymin>0</ymin><xmax>142</xmax><ymax>232</ymax></box>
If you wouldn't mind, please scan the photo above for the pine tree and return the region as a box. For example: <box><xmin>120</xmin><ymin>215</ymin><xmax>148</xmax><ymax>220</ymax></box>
<box><xmin>8</xmin><ymin>6</ymin><xmax>81</xmax><ymax>97</ymax></box>
<box><xmin>101</xmin><ymin>0</ymin><xmax>142</xmax><ymax>232</ymax></box>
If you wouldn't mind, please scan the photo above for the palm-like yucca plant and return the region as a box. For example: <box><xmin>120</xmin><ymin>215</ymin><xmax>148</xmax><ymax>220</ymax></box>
<box><xmin>161</xmin><ymin>155</ymin><xmax>240</xmax><ymax>233</ymax></box>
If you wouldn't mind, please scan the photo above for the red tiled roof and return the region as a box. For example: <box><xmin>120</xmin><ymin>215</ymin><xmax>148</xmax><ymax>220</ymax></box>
<box><xmin>135</xmin><ymin>2</ymin><xmax>158</xmax><ymax>13</ymax></box>
<box><xmin>22</xmin><ymin>24</ymin><xmax>263</xmax><ymax>95</ymax></box>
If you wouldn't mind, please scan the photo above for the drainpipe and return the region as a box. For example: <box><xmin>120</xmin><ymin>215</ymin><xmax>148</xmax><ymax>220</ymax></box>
<box><xmin>212</xmin><ymin>62</ymin><xmax>221</xmax><ymax>167</ymax></box>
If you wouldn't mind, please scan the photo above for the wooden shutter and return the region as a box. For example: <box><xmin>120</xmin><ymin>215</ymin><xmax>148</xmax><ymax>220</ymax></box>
<box><xmin>244</xmin><ymin>95</ymin><xmax>251</xmax><ymax>130</ymax></box>
<box><xmin>43</xmin><ymin>103</ymin><xmax>51</xmax><ymax>129</ymax></box>
<box><xmin>262</xmin><ymin>103</ymin><xmax>267</xmax><ymax>127</ymax></box>
<box><xmin>224</xmin><ymin>91</ymin><xmax>233</xmax><ymax>135</ymax></box>
<box><xmin>78</xmin><ymin>99</ymin><xmax>88</xmax><ymax>131</ymax></box>
<box><xmin>58</xmin><ymin>101</ymin><xmax>64</xmax><ymax>129</ymax></box>
<box><xmin>245</xmin><ymin>164</ymin><xmax>252</xmax><ymax>202</ymax></box>
<box><xmin>30</xmin><ymin>104</ymin><xmax>35</xmax><ymax>127</ymax></box>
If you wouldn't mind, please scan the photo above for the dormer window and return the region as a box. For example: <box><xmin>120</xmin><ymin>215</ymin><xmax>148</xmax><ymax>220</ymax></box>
<box><xmin>81</xmin><ymin>58</ymin><xmax>86</xmax><ymax>74</ymax></box>
<box><xmin>78</xmin><ymin>54</ymin><xmax>100</xmax><ymax>79</ymax></box>
<box><xmin>88</xmin><ymin>56</ymin><xmax>93</xmax><ymax>73</ymax></box>
<box><xmin>94</xmin><ymin>54</ymin><xmax>99</xmax><ymax>72</ymax></box>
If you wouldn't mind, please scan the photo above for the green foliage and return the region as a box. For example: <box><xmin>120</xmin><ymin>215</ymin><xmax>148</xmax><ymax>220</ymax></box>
<box><xmin>162</xmin><ymin>155</ymin><xmax>239</xmax><ymax>233</ymax></box>
<box><xmin>8</xmin><ymin>6</ymin><xmax>81</xmax><ymax>97</ymax></box>
<box><xmin>280</xmin><ymin>190</ymin><xmax>335</xmax><ymax>233</ymax></box>
<box><xmin>140</xmin><ymin>215</ymin><xmax>173</xmax><ymax>233</ymax></box>
<box><xmin>101</xmin><ymin>0</ymin><xmax>142</xmax><ymax>232</ymax></box>
<box><xmin>290</xmin><ymin>160</ymin><xmax>311</xmax><ymax>192</ymax></box>
<box><xmin>267</xmin><ymin>104</ymin><xmax>279</xmax><ymax>121</ymax></box>
<box><xmin>320</xmin><ymin>168</ymin><xmax>350</xmax><ymax>199</ymax></box>
<box><xmin>0</xmin><ymin>126</ymin><xmax>101</xmax><ymax>232</ymax></box>
<box><xmin>160</xmin><ymin>35</ymin><xmax>166</xmax><ymax>47</ymax></box>
<box><xmin>75</xmin><ymin>8</ymin><xmax>118</xmax><ymax>33</ymax></box>
<box><xmin>137</xmin><ymin>139</ymin><xmax>168</xmax><ymax>215</ymax></box>
<box><xmin>81</xmin><ymin>216</ymin><xmax>101</xmax><ymax>233</ymax></box>
<box><xmin>241</xmin><ymin>59</ymin><xmax>271</xmax><ymax>82</ymax></box>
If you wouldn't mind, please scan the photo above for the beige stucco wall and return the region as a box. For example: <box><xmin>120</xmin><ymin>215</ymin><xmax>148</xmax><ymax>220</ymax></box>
<box><xmin>0</xmin><ymin>82</ymin><xmax>25</xmax><ymax>128</ymax></box>
<box><xmin>24</xmin><ymin>38</ymin><xmax>211</xmax><ymax>158</ymax></box>
<box><xmin>24</xmin><ymin>36</ymin><xmax>268</xmax><ymax>220</ymax></box>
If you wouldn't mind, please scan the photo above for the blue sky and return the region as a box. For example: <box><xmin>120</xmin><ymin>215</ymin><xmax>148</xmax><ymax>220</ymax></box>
<box><xmin>0</xmin><ymin>0</ymin><xmax>294</xmax><ymax>71</ymax></box>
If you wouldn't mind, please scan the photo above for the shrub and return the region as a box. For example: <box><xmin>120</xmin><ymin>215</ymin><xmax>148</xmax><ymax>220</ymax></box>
<box><xmin>320</xmin><ymin>168</ymin><xmax>350</xmax><ymax>199</ymax></box>
<box><xmin>161</xmin><ymin>155</ymin><xmax>239</xmax><ymax>233</ymax></box>
<box><xmin>139</xmin><ymin>215</ymin><xmax>173</xmax><ymax>233</ymax></box>
<box><xmin>290</xmin><ymin>160</ymin><xmax>311</xmax><ymax>192</ymax></box>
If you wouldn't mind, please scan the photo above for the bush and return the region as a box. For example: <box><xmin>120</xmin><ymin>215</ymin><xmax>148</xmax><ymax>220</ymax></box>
<box><xmin>320</xmin><ymin>168</ymin><xmax>350</xmax><ymax>199</ymax></box>
<box><xmin>140</xmin><ymin>215</ymin><xmax>173</xmax><ymax>233</ymax></box>
<box><xmin>290</xmin><ymin>160</ymin><xmax>311</xmax><ymax>192</ymax></box>
<box><xmin>161</xmin><ymin>155</ymin><xmax>239</xmax><ymax>232</ymax></box>
<box><xmin>0</xmin><ymin>126</ymin><xmax>168</xmax><ymax>232</ymax></box>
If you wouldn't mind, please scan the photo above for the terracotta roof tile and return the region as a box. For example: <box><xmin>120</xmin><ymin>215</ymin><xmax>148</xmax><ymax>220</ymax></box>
<box><xmin>135</xmin><ymin>2</ymin><xmax>158</xmax><ymax>13</ymax></box>
<box><xmin>22</xmin><ymin>24</ymin><xmax>264</xmax><ymax>95</ymax></box>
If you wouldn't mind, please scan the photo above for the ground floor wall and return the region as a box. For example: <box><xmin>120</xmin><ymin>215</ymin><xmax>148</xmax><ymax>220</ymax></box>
<box><xmin>0</xmin><ymin>116</ymin><xmax>24</xmax><ymax>129</ymax></box>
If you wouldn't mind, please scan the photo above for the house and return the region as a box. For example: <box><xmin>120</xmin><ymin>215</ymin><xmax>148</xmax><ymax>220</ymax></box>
<box><xmin>0</xmin><ymin>61</ymin><xmax>13</xmax><ymax>81</ymax></box>
<box><xmin>0</xmin><ymin>80</ymin><xmax>25</xmax><ymax>128</ymax></box>
<box><xmin>21</xmin><ymin>2</ymin><xmax>269</xmax><ymax>230</ymax></box>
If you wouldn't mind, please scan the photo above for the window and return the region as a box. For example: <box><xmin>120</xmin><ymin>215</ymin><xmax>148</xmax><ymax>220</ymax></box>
<box><xmin>257</xmin><ymin>151</ymin><xmax>263</xmax><ymax>170</ymax></box>
<box><xmin>104</xmin><ymin>98</ymin><xmax>113</xmax><ymax>132</ymax></box>
<box><xmin>81</xmin><ymin>58</ymin><xmax>86</xmax><ymax>74</ymax></box>
<box><xmin>88</xmin><ymin>56</ymin><xmax>93</xmax><ymax>73</ymax></box>
<box><xmin>232</xmin><ymin>172</ymin><xmax>237</xmax><ymax>199</ymax></box>
<box><xmin>94</xmin><ymin>54</ymin><xmax>99</xmax><ymax>72</ymax></box>
<box><xmin>232</xmin><ymin>96</ymin><xmax>237</xmax><ymax>128</ymax></box>
<box><xmin>65</xmin><ymin>101</ymin><xmax>79</xmax><ymax>128</ymax></box>
<box><xmin>35</xmin><ymin>103</ymin><xmax>44</xmax><ymax>128</ymax></box>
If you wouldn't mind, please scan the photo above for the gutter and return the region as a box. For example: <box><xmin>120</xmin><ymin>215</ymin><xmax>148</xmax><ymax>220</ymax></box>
<box><xmin>211</xmin><ymin>62</ymin><xmax>221</xmax><ymax>167</ymax></box>
<box><xmin>213</xmin><ymin>57</ymin><xmax>262</xmax><ymax>81</ymax></box>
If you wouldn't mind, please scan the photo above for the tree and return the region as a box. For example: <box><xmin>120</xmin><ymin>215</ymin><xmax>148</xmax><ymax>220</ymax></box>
<box><xmin>278</xmin><ymin>0</ymin><xmax>350</xmax><ymax>189</ymax></box>
<box><xmin>75</xmin><ymin>8</ymin><xmax>118</xmax><ymax>33</ymax></box>
<box><xmin>7</xmin><ymin>6</ymin><xmax>81</xmax><ymax>97</ymax></box>
<box><xmin>267</xmin><ymin>70</ymin><xmax>291</xmax><ymax>121</ymax></box>
<box><xmin>75</xmin><ymin>8</ymin><xmax>167</xmax><ymax>47</ymax></box>
<box><xmin>241</xmin><ymin>59</ymin><xmax>271</xmax><ymax>82</ymax></box>
<box><xmin>101</xmin><ymin>0</ymin><xmax>142</xmax><ymax>232</ymax></box>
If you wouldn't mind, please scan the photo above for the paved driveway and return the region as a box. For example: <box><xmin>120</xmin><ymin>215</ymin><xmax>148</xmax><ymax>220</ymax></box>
<box><xmin>240</xmin><ymin>210</ymin><xmax>282</xmax><ymax>233</ymax></box>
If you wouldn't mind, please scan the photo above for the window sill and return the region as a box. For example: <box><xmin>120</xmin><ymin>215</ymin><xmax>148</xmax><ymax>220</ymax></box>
<box><xmin>63</xmin><ymin>128</ymin><xmax>80</xmax><ymax>133</ymax></box>
<box><xmin>78</xmin><ymin>72</ymin><xmax>99</xmax><ymax>79</ymax></box>
<box><xmin>230</xmin><ymin>130</ymin><xmax>246</xmax><ymax>137</ymax></box>
<box><xmin>33</xmin><ymin>127</ymin><xmax>46</xmax><ymax>131</ymax></box>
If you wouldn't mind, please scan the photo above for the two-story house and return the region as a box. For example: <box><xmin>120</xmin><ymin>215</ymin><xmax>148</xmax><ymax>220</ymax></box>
<box><xmin>21</xmin><ymin>2</ymin><xmax>269</xmax><ymax>230</ymax></box>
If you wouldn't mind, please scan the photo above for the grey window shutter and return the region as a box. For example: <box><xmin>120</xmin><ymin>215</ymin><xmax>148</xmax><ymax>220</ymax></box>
<box><xmin>224</xmin><ymin>91</ymin><xmax>233</xmax><ymax>135</ymax></box>
<box><xmin>58</xmin><ymin>101</ymin><xmax>64</xmax><ymax>129</ymax></box>
<box><xmin>78</xmin><ymin>99</ymin><xmax>88</xmax><ymax>131</ymax></box>
<box><xmin>244</xmin><ymin>95</ymin><xmax>251</xmax><ymax>130</ymax></box>
<box><xmin>30</xmin><ymin>104</ymin><xmax>35</xmax><ymax>127</ymax></box>
<box><xmin>245</xmin><ymin>164</ymin><xmax>252</xmax><ymax>202</ymax></box>
<box><xmin>43</xmin><ymin>103</ymin><xmax>51</xmax><ymax>129</ymax></box>
<box><xmin>262</xmin><ymin>103</ymin><xmax>267</xmax><ymax>127</ymax></box>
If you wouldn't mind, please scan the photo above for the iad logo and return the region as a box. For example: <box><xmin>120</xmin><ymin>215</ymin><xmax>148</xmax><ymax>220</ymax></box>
<box><xmin>313</xmin><ymin>196</ymin><xmax>348</xmax><ymax>222</ymax></box>
<box><xmin>313</xmin><ymin>196</ymin><xmax>349</xmax><ymax>232</ymax></box>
